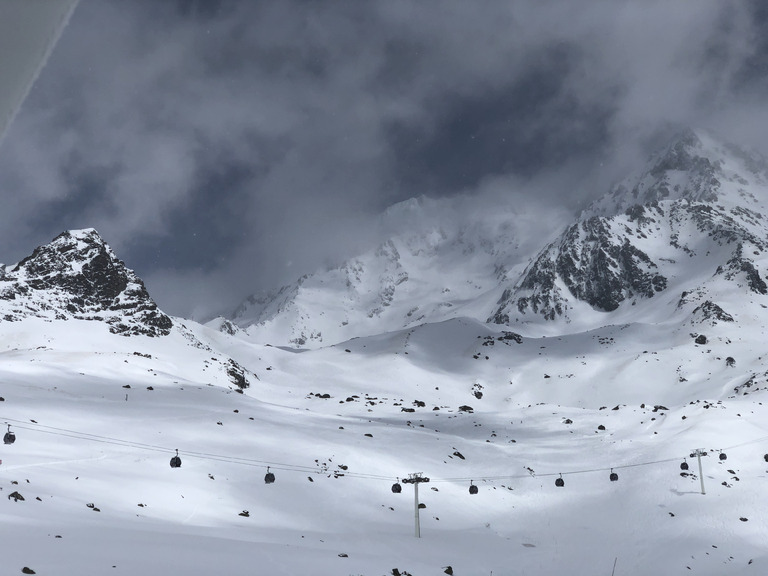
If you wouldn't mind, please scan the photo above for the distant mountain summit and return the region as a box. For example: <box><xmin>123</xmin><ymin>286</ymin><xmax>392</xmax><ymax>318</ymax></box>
<box><xmin>0</xmin><ymin>228</ymin><xmax>172</xmax><ymax>336</ymax></box>
<box><xmin>224</xmin><ymin>129</ymin><xmax>768</xmax><ymax>347</ymax></box>
<box><xmin>226</xmin><ymin>195</ymin><xmax>530</xmax><ymax>347</ymax></box>
<box><xmin>583</xmin><ymin>128</ymin><xmax>768</xmax><ymax>218</ymax></box>
<box><xmin>491</xmin><ymin>129</ymin><xmax>768</xmax><ymax>326</ymax></box>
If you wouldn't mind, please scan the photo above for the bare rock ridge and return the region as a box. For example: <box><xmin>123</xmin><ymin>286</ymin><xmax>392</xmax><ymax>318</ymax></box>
<box><xmin>0</xmin><ymin>228</ymin><xmax>172</xmax><ymax>336</ymax></box>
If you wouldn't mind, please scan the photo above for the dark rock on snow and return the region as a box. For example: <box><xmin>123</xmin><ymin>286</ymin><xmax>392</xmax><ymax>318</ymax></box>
<box><xmin>0</xmin><ymin>229</ymin><xmax>171</xmax><ymax>336</ymax></box>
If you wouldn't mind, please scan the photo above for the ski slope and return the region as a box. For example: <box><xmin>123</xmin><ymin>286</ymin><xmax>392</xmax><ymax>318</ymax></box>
<box><xmin>1</xmin><ymin>315</ymin><xmax>767</xmax><ymax>575</ymax></box>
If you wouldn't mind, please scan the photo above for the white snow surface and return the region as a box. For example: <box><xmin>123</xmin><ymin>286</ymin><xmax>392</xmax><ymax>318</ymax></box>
<box><xmin>1</xmin><ymin>311</ymin><xmax>767</xmax><ymax>575</ymax></box>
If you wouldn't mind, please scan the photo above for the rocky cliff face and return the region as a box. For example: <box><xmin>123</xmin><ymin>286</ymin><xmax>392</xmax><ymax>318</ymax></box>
<box><xmin>0</xmin><ymin>229</ymin><xmax>172</xmax><ymax>336</ymax></box>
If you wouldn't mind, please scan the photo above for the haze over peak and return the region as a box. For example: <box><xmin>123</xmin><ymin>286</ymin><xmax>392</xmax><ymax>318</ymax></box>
<box><xmin>222</xmin><ymin>129</ymin><xmax>768</xmax><ymax>348</ymax></box>
<box><xmin>585</xmin><ymin>128</ymin><xmax>768</xmax><ymax>219</ymax></box>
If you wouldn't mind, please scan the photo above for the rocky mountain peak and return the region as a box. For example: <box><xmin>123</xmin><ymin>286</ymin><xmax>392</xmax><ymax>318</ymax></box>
<box><xmin>585</xmin><ymin>129</ymin><xmax>768</xmax><ymax>218</ymax></box>
<box><xmin>490</xmin><ymin>130</ymin><xmax>768</xmax><ymax>327</ymax></box>
<box><xmin>0</xmin><ymin>229</ymin><xmax>172</xmax><ymax>336</ymax></box>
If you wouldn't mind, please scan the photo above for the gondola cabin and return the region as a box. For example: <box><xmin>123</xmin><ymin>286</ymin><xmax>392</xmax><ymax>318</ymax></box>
<box><xmin>3</xmin><ymin>425</ymin><xmax>15</xmax><ymax>445</ymax></box>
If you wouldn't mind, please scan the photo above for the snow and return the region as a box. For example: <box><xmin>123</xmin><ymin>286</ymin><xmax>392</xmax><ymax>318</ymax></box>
<box><xmin>3</xmin><ymin>132</ymin><xmax>768</xmax><ymax>574</ymax></box>
<box><xmin>1</xmin><ymin>310</ymin><xmax>768</xmax><ymax>575</ymax></box>
<box><xmin>230</xmin><ymin>129</ymin><xmax>768</xmax><ymax>351</ymax></box>
<box><xmin>231</xmin><ymin>195</ymin><xmax>544</xmax><ymax>349</ymax></box>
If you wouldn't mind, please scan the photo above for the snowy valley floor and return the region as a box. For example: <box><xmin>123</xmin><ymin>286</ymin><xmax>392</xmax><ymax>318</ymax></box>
<box><xmin>1</xmin><ymin>318</ymin><xmax>767</xmax><ymax>575</ymax></box>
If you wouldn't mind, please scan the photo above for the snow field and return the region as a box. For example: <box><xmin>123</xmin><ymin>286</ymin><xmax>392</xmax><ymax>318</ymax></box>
<box><xmin>0</xmin><ymin>314</ymin><xmax>767</xmax><ymax>574</ymax></box>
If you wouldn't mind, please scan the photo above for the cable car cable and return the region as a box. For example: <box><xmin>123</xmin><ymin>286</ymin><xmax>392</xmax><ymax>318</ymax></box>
<box><xmin>3</xmin><ymin>414</ymin><xmax>767</xmax><ymax>487</ymax></box>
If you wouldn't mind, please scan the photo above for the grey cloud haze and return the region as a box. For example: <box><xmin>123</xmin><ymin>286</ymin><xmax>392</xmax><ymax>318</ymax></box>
<box><xmin>1</xmin><ymin>0</ymin><xmax>767</xmax><ymax>319</ymax></box>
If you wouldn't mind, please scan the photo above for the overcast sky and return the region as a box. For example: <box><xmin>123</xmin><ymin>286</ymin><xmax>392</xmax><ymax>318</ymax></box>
<box><xmin>1</xmin><ymin>0</ymin><xmax>767</xmax><ymax>320</ymax></box>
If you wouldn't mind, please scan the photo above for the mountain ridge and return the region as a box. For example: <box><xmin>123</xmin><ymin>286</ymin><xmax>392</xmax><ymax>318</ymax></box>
<box><xmin>223</xmin><ymin>129</ymin><xmax>768</xmax><ymax>347</ymax></box>
<box><xmin>227</xmin><ymin>198</ymin><xmax>532</xmax><ymax>347</ymax></box>
<box><xmin>0</xmin><ymin>228</ymin><xmax>173</xmax><ymax>336</ymax></box>
<box><xmin>492</xmin><ymin>129</ymin><xmax>768</xmax><ymax>328</ymax></box>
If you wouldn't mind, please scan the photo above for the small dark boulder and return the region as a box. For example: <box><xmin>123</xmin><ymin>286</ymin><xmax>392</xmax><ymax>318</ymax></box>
<box><xmin>226</xmin><ymin>359</ymin><xmax>250</xmax><ymax>390</ymax></box>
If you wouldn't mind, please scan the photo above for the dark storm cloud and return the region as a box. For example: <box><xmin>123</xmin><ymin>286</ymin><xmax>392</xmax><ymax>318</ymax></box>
<box><xmin>730</xmin><ymin>0</ymin><xmax>768</xmax><ymax>94</ymax></box>
<box><xmin>0</xmin><ymin>0</ymin><xmax>766</xmax><ymax>319</ymax></box>
<box><xmin>386</xmin><ymin>42</ymin><xmax>616</xmax><ymax>193</ymax></box>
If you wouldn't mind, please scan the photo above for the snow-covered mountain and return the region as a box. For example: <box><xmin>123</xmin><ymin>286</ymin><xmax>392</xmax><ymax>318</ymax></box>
<box><xmin>229</xmin><ymin>195</ymin><xmax>539</xmax><ymax>347</ymax></box>
<box><xmin>492</xmin><ymin>129</ymin><xmax>768</xmax><ymax>330</ymax></box>
<box><xmin>0</xmin><ymin>228</ymin><xmax>255</xmax><ymax>389</ymax></box>
<box><xmin>227</xmin><ymin>129</ymin><xmax>768</xmax><ymax>347</ymax></box>
<box><xmin>0</xmin><ymin>228</ymin><xmax>173</xmax><ymax>337</ymax></box>
<box><xmin>3</xmin><ymin>130</ymin><xmax>768</xmax><ymax>575</ymax></box>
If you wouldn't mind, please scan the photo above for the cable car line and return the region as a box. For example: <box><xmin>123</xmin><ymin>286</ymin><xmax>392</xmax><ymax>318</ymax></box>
<box><xmin>430</xmin><ymin>455</ymin><xmax>683</xmax><ymax>484</ymax></box>
<box><xmin>2</xmin><ymin>415</ymin><xmax>767</xmax><ymax>487</ymax></box>
<box><xmin>0</xmin><ymin>417</ymin><xmax>393</xmax><ymax>480</ymax></box>
<box><xmin>718</xmin><ymin>433</ymin><xmax>768</xmax><ymax>452</ymax></box>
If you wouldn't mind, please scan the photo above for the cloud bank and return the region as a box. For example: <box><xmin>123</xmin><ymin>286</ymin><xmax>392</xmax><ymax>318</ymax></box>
<box><xmin>0</xmin><ymin>0</ymin><xmax>766</xmax><ymax>319</ymax></box>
